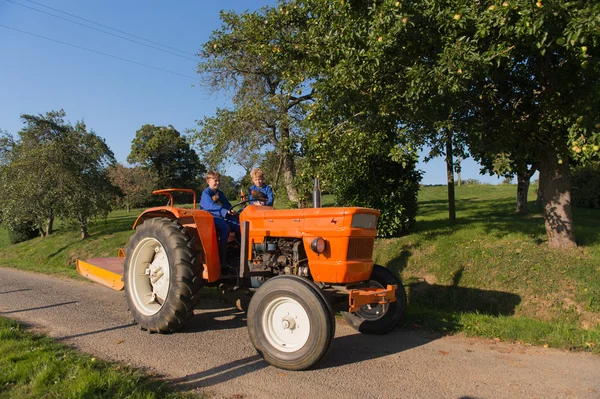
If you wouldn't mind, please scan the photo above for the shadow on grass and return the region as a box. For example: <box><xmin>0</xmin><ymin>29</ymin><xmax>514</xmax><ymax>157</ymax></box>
<box><xmin>92</xmin><ymin>215</ymin><xmax>137</xmax><ymax>236</ymax></box>
<box><xmin>415</xmin><ymin>198</ymin><xmax>600</xmax><ymax>245</ymax></box>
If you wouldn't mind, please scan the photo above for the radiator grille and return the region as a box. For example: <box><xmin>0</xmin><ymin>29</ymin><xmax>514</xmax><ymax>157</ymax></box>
<box><xmin>347</xmin><ymin>238</ymin><xmax>374</xmax><ymax>260</ymax></box>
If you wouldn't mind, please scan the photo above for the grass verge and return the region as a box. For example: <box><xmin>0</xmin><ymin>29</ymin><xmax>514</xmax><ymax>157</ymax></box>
<box><xmin>0</xmin><ymin>317</ymin><xmax>199</xmax><ymax>399</ymax></box>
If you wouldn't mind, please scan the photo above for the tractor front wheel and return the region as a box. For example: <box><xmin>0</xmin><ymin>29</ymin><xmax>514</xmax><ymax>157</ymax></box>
<box><xmin>123</xmin><ymin>217</ymin><xmax>201</xmax><ymax>333</ymax></box>
<box><xmin>342</xmin><ymin>264</ymin><xmax>407</xmax><ymax>335</ymax></box>
<box><xmin>247</xmin><ymin>275</ymin><xmax>335</xmax><ymax>371</ymax></box>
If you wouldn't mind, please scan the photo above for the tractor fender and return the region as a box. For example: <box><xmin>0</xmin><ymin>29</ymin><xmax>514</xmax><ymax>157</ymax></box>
<box><xmin>132</xmin><ymin>207</ymin><xmax>221</xmax><ymax>283</ymax></box>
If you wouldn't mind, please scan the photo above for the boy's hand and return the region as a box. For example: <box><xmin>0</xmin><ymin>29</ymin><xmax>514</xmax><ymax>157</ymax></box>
<box><xmin>227</xmin><ymin>209</ymin><xmax>237</xmax><ymax>216</ymax></box>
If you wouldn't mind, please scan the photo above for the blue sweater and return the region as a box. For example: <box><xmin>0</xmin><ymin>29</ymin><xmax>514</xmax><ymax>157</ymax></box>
<box><xmin>248</xmin><ymin>184</ymin><xmax>274</xmax><ymax>206</ymax></box>
<box><xmin>200</xmin><ymin>187</ymin><xmax>232</xmax><ymax>218</ymax></box>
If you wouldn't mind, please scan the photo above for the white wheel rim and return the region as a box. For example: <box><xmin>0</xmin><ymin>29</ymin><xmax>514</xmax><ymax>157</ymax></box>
<box><xmin>128</xmin><ymin>237</ymin><xmax>170</xmax><ymax>316</ymax></box>
<box><xmin>356</xmin><ymin>280</ymin><xmax>388</xmax><ymax>321</ymax></box>
<box><xmin>262</xmin><ymin>296</ymin><xmax>311</xmax><ymax>353</ymax></box>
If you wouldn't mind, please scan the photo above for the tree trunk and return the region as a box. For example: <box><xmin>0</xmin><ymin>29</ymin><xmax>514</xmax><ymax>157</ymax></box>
<box><xmin>80</xmin><ymin>213</ymin><xmax>88</xmax><ymax>240</ymax></box>
<box><xmin>516</xmin><ymin>168</ymin><xmax>535</xmax><ymax>214</ymax></box>
<box><xmin>282</xmin><ymin>151</ymin><xmax>298</xmax><ymax>204</ymax></box>
<box><xmin>538</xmin><ymin>148</ymin><xmax>576</xmax><ymax>249</ymax></box>
<box><xmin>446</xmin><ymin>132</ymin><xmax>456</xmax><ymax>225</ymax></box>
<box><xmin>535</xmin><ymin>185</ymin><xmax>543</xmax><ymax>208</ymax></box>
<box><xmin>127</xmin><ymin>203</ymin><xmax>131</xmax><ymax>213</ymax></box>
<box><xmin>456</xmin><ymin>156</ymin><xmax>462</xmax><ymax>187</ymax></box>
<box><xmin>45</xmin><ymin>208</ymin><xmax>54</xmax><ymax>236</ymax></box>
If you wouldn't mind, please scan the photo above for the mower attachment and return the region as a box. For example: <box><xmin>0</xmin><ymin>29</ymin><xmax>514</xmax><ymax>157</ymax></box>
<box><xmin>76</xmin><ymin>254</ymin><xmax>125</xmax><ymax>291</ymax></box>
<box><xmin>348</xmin><ymin>284</ymin><xmax>397</xmax><ymax>313</ymax></box>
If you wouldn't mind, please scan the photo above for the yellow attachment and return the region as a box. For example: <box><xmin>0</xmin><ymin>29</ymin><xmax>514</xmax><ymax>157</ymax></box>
<box><xmin>76</xmin><ymin>258</ymin><xmax>124</xmax><ymax>291</ymax></box>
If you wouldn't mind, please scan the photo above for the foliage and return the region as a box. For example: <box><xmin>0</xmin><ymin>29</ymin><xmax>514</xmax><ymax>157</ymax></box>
<box><xmin>193</xmin><ymin>7</ymin><xmax>315</xmax><ymax>203</ymax></box>
<box><xmin>7</xmin><ymin>221</ymin><xmax>38</xmax><ymax>244</ymax></box>
<box><xmin>108</xmin><ymin>164</ymin><xmax>159</xmax><ymax>211</ymax></box>
<box><xmin>127</xmin><ymin>124</ymin><xmax>205</xmax><ymax>190</ymax></box>
<box><xmin>571</xmin><ymin>165</ymin><xmax>600</xmax><ymax>209</ymax></box>
<box><xmin>0</xmin><ymin>110</ymin><xmax>117</xmax><ymax>239</ymax></box>
<box><xmin>281</xmin><ymin>0</ymin><xmax>600</xmax><ymax>248</ymax></box>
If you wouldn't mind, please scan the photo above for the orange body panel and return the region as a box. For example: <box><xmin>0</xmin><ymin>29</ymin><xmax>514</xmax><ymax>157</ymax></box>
<box><xmin>240</xmin><ymin>206</ymin><xmax>379</xmax><ymax>284</ymax></box>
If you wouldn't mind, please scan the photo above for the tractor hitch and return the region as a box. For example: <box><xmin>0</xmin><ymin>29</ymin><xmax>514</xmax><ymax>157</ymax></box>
<box><xmin>348</xmin><ymin>284</ymin><xmax>397</xmax><ymax>313</ymax></box>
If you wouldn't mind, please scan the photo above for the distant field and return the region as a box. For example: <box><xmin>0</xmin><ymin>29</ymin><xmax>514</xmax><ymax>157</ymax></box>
<box><xmin>0</xmin><ymin>184</ymin><xmax>598</xmax><ymax>352</ymax></box>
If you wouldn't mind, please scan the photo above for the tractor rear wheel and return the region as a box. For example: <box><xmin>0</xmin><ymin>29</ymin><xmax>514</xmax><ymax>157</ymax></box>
<box><xmin>123</xmin><ymin>217</ymin><xmax>201</xmax><ymax>333</ymax></box>
<box><xmin>247</xmin><ymin>275</ymin><xmax>335</xmax><ymax>371</ymax></box>
<box><xmin>342</xmin><ymin>264</ymin><xmax>407</xmax><ymax>334</ymax></box>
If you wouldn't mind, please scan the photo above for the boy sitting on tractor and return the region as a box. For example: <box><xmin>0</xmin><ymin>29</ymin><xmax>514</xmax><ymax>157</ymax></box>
<box><xmin>200</xmin><ymin>170</ymin><xmax>240</xmax><ymax>267</ymax></box>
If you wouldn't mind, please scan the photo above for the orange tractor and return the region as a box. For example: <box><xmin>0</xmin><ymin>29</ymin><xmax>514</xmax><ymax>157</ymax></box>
<box><xmin>77</xmin><ymin>187</ymin><xmax>407</xmax><ymax>371</ymax></box>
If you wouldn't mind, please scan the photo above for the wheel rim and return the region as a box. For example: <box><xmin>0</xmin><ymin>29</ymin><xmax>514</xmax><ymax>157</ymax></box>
<box><xmin>356</xmin><ymin>280</ymin><xmax>388</xmax><ymax>321</ymax></box>
<box><xmin>128</xmin><ymin>237</ymin><xmax>171</xmax><ymax>316</ymax></box>
<box><xmin>262</xmin><ymin>296</ymin><xmax>311</xmax><ymax>353</ymax></box>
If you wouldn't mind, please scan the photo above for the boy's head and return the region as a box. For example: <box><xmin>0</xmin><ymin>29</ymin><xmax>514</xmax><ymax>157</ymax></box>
<box><xmin>206</xmin><ymin>170</ymin><xmax>220</xmax><ymax>190</ymax></box>
<box><xmin>251</xmin><ymin>168</ymin><xmax>265</xmax><ymax>187</ymax></box>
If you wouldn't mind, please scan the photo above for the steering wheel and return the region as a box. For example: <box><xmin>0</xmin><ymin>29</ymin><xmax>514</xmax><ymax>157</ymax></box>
<box><xmin>230</xmin><ymin>198</ymin><xmax>268</xmax><ymax>212</ymax></box>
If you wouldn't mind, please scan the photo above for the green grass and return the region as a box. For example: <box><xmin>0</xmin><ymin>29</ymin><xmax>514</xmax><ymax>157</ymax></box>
<box><xmin>0</xmin><ymin>317</ymin><xmax>199</xmax><ymax>399</ymax></box>
<box><xmin>0</xmin><ymin>208</ymin><xmax>143</xmax><ymax>278</ymax></box>
<box><xmin>374</xmin><ymin>183</ymin><xmax>600</xmax><ymax>352</ymax></box>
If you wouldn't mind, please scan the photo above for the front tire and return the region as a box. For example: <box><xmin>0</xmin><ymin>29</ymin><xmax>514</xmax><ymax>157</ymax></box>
<box><xmin>123</xmin><ymin>217</ymin><xmax>201</xmax><ymax>333</ymax></box>
<box><xmin>247</xmin><ymin>275</ymin><xmax>335</xmax><ymax>371</ymax></box>
<box><xmin>342</xmin><ymin>265</ymin><xmax>407</xmax><ymax>334</ymax></box>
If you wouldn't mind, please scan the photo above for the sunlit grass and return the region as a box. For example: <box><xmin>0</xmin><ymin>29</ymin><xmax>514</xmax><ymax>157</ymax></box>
<box><xmin>0</xmin><ymin>317</ymin><xmax>201</xmax><ymax>399</ymax></box>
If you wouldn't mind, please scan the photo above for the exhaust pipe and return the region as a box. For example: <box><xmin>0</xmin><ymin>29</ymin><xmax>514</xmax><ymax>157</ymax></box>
<box><xmin>313</xmin><ymin>178</ymin><xmax>321</xmax><ymax>208</ymax></box>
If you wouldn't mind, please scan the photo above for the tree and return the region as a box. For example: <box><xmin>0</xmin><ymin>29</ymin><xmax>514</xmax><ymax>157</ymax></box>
<box><xmin>108</xmin><ymin>164</ymin><xmax>158</xmax><ymax>212</ymax></box>
<box><xmin>59</xmin><ymin>121</ymin><xmax>118</xmax><ymax>239</ymax></box>
<box><xmin>127</xmin><ymin>124</ymin><xmax>205</xmax><ymax>190</ymax></box>
<box><xmin>0</xmin><ymin>110</ymin><xmax>117</xmax><ymax>239</ymax></box>
<box><xmin>285</xmin><ymin>0</ymin><xmax>600</xmax><ymax>249</ymax></box>
<box><xmin>192</xmin><ymin>7</ymin><xmax>315</xmax><ymax>204</ymax></box>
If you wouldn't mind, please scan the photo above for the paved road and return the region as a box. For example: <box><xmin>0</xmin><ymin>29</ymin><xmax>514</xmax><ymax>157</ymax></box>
<box><xmin>1</xmin><ymin>267</ymin><xmax>599</xmax><ymax>399</ymax></box>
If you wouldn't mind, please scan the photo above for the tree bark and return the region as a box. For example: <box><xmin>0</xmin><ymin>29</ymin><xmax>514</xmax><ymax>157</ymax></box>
<box><xmin>282</xmin><ymin>151</ymin><xmax>298</xmax><ymax>204</ymax></box>
<box><xmin>516</xmin><ymin>168</ymin><xmax>535</xmax><ymax>214</ymax></box>
<box><xmin>538</xmin><ymin>147</ymin><xmax>576</xmax><ymax>249</ymax></box>
<box><xmin>446</xmin><ymin>132</ymin><xmax>456</xmax><ymax>225</ymax></box>
<box><xmin>80</xmin><ymin>213</ymin><xmax>88</xmax><ymax>240</ymax></box>
<box><xmin>45</xmin><ymin>208</ymin><xmax>54</xmax><ymax>236</ymax></box>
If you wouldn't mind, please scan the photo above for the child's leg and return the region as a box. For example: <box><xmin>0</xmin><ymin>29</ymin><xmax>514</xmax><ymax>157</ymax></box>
<box><xmin>226</xmin><ymin>214</ymin><xmax>241</xmax><ymax>242</ymax></box>
<box><xmin>212</xmin><ymin>217</ymin><xmax>231</xmax><ymax>266</ymax></box>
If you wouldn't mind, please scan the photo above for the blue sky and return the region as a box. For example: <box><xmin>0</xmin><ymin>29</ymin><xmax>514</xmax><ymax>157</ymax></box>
<box><xmin>0</xmin><ymin>0</ymin><xmax>505</xmax><ymax>185</ymax></box>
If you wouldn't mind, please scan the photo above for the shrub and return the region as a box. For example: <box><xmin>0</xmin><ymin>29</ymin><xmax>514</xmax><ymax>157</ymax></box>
<box><xmin>571</xmin><ymin>165</ymin><xmax>600</xmax><ymax>209</ymax></box>
<box><xmin>331</xmin><ymin>154</ymin><xmax>422</xmax><ymax>237</ymax></box>
<box><xmin>7</xmin><ymin>222</ymin><xmax>38</xmax><ymax>244</ymax></box>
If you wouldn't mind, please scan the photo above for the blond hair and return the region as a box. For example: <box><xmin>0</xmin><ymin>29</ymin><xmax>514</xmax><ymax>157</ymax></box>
<box><xmin>206</xmin><ymin>170</ymin><xmax>220</xmax><ymax>180</ymax></box>
<box><xmin>250</xmin><ymin>168</ymin><xmax>264</xmax><ymax>179</ymax></box>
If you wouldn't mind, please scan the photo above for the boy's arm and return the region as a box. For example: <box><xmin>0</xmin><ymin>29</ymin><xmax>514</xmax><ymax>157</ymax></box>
<box><xmin>219</xmin><ymin>191</ymin><xmax>232</xmax><ymax>211</ymax></box>
<box><xmin>265</xmin><ymin>185</ymin><xmax>274</xmax><ymax>206</ymax></box>
<box><xmin>200</xmin><ymin>189</ymin><xmax>229</xmax><ymax>217</ymax></box>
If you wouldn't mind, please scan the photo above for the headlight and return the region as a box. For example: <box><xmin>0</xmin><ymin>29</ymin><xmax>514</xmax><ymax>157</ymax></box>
<box><xmin>310</xmin><ymin>237</ymin><xmax>326</xmax><ymax>254</ymax></box>
<box><xmin>351</xmin><ymin>213</ymin><xmax>377</xmax><ymax>229</ymax></box>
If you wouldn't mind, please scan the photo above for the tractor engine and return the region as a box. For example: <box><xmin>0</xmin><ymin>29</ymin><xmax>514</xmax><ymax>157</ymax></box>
<box><xmin>250</xmin><ymin>238</ymin><xmax>310</xmax><ymax>280</ymax></box>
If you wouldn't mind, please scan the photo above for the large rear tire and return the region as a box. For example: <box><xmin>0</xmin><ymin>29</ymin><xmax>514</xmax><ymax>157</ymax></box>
<box><xmin>247</xmin><ymin>275</ymin><xmax>335</xmax><ymax>371</ymax></box>
<box><xmin>342</xmin><ymin>264</ymin><xmax>407</xmax><ymax>335</ymax></box>
<box><xmin>123</xmin><ymin>217</ymin><xmax>202</xmax><ymax>333</ymax></box>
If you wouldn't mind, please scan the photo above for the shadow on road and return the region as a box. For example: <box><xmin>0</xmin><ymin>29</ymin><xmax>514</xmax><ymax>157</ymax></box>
<box><xmin>180</xmin><ymin>301</ymin><xmax>247</xmax><ymax>333</ymax></box>
<box><xmin>0</xmin><ymin>300</ymin><xmax>78</xmax><ymax>315</ymax></box>
<box><xmin>317</xmin><ymin>328</ymin><xmax>439</xmax><ymax>370</ymax></box>
<box><xmin>170</xmin><ymin>355</ymin><xmax>267</xmax><ymax>390</ymax></box>
<box><xmin>0</xmin><ymin>288</ymin><xmax>32</xmax><ymax>295</ymax></box>
<box><xmin>56</xmin><ymin>322</ymin><xmax>136</xmax><ymax>341</ymax></box>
